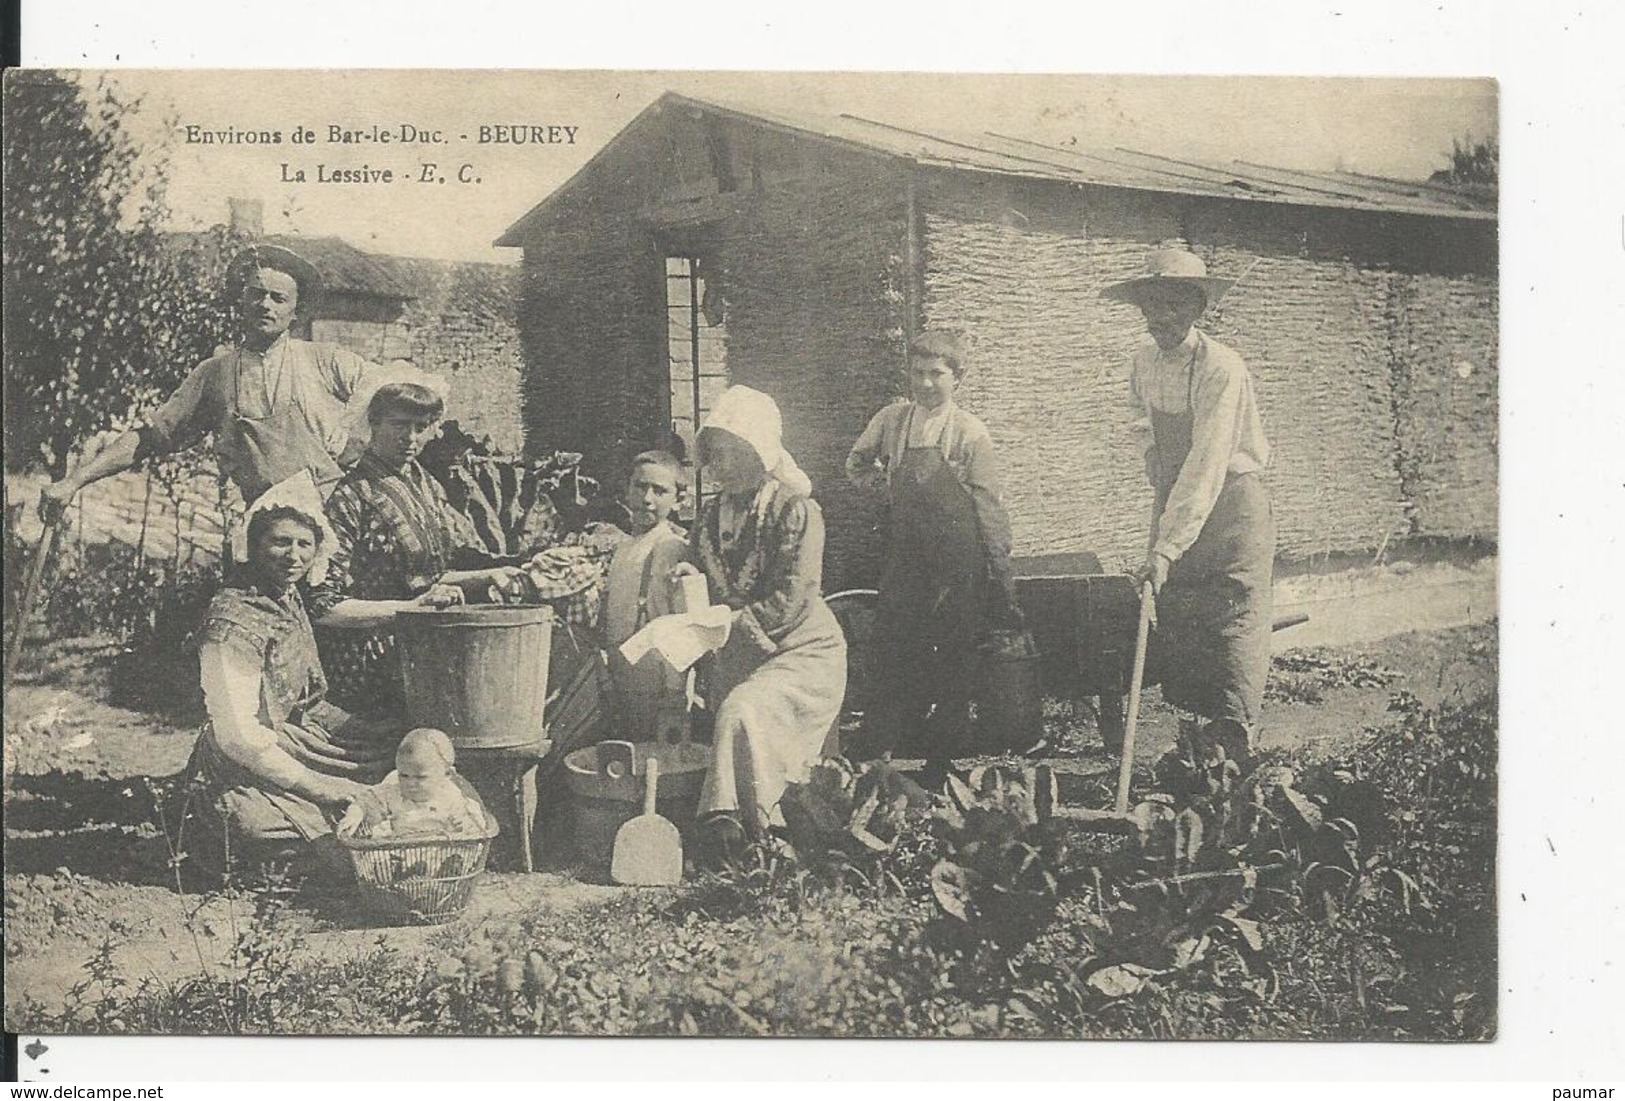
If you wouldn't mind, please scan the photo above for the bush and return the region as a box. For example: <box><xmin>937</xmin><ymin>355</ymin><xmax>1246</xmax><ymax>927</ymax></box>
<box><xmin>4</xmin><ymin>73</ymin><xmax>235</xmax><ymax>477</ymax></box>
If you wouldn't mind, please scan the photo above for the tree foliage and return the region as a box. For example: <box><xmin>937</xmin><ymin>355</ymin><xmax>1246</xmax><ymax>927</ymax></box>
<box><xmin>3</xmin><ymin>71</ymin><xmax>234</xmax><ymax>476</ymax></box>
<box><xmin>1429</xmin><ymin>135</ymin><xmax>1498</xmax><ymax>189</ymax></box>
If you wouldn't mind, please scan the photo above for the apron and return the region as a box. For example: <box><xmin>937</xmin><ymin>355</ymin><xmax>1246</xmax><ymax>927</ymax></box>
<box><xmin>1149</xmin><ymin>362</ymin><xmax>1276</xmax><ymax>728</ymax></box>
<box><xmin>224</xmin><ymin>343</ymin><xmax>345</xmax><ymax>503</ymax></box>
<box><xmin>699</xmin><ymin>597</ymin><xmax>846</xmax><ymax>832</ymax></box>
<box><xmin>605</xmin><ymin>541</ymin><xmax>682</xmax><ymax>742</ymax></box>
<box><xmin>867</xmin><ymin>412</ymin><xmax>989</xmax><ymax>758</ymax></box>
<box><xmin>181</xmin><ymin>586</ymin><xmax>400</xmax><ymax>872</ymax></box>
<box><xmin>185</xmin><ymin>693</ymin><xmax>400</xmax><ymax>874</ymax></box>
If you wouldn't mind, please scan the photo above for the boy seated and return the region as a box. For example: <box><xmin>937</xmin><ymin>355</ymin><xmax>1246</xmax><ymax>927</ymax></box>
<box><xmin>343</xmin><ymin>728</ymin><xmax>490</xmax><ymax>840</ymax></box>
<box><xmin>600</xmin><ymin>451</ymin><xmax>691</xmax><ymax>744</ymax></box>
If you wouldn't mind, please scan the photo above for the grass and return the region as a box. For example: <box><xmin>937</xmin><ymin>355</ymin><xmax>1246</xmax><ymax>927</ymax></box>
<box><xmin>10</xmin><ymin>663</ymin><xmax>1498</xmax><ymax>1039</ymax></box>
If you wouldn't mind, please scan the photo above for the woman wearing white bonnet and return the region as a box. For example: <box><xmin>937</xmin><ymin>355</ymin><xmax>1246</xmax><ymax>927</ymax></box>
<box><xmin>674</xmin><ymin>385</ymin><xmax>847</xmax><ymax>865</ymax></box>
<box><xmin>188</xmin><ymin>471</ymin><xmax>404</xmax><ymax>880</ymax></box>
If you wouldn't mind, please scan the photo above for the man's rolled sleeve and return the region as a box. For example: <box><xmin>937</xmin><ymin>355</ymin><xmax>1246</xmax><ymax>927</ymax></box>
<box><xmin>143</xmin><ymin>359</ymin><xmax>218</xmax><ymax>453</ymax></box>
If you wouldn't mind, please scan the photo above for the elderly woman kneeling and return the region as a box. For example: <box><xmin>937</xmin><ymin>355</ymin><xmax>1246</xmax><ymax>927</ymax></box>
<box><xmin>185</xmin><ymin>474</ymin><xmax>403</xmax><ymax>878</ymax></box>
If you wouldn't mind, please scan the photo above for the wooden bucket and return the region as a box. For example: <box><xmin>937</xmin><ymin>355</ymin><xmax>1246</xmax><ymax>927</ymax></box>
<box><xmin>562</xmin><ymin>741</ymin><xmax>710</xmax><ymax>872</ymax></box>
<box><xmin>395</xmin><ymin>606</ymin><xmax>553</xmax><ymax>751</ymax></box>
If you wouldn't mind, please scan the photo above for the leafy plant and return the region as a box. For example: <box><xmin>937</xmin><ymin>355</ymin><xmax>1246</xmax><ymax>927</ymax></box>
<box><xmin>1267</xmin><ymin>652</ymin><xmax>1399</xmax><ymax>705</ymax></box>
<box><xmin>4</xmin><ymin>72</ymin><xmax>237</xmax><ymax>476</ymax></box>
<box><xmin>928</xmin><ymin>765</ymin><xmax>1067</xmax><ymax>958</ymax></box>
<box><xmin>14</xmin><ymin>647</ymin><xmax>1497</xmax><ymax>1041</ymax></box>
<box><xmin>777</xmin><ymin>758</ymin><xmax>936</xmax><ymax>886</ymax></box>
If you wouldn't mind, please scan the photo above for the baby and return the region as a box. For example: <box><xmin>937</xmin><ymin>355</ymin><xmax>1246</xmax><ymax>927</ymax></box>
<box><xmin>346</xmin><ymin>728</ymin><xmax>491</xmax><ymax>841</ymax></box>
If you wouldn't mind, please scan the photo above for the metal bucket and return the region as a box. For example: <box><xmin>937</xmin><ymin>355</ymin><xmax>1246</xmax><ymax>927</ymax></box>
<box><xmin>561</xmin><ymin>741</ymin><xmax>711</xmax><ymax>871</ymax></box>
<box><xmin>395</xmin><ymin>606</ymin><xmax>553</xmax><ymax>751</ymax></box>
<box><xmin>975</xmin><ymin>628</ymin><xmax>1046</xmax><ymax>753</ymax></box>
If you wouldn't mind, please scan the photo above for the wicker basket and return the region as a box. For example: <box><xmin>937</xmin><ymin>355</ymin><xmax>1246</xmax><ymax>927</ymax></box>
<box><xmin>337</xmin><ymin>814</ymin><xmax>500</xmax><ymax>926</ymax></box>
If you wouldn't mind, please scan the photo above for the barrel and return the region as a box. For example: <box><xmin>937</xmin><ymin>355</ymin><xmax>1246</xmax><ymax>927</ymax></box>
<box><xmin>975</xmin><ymin>627</ymin><xmax>1046</xmax><ymax>754</ymax></box>
<box><xmin>395</xmin><ymin>606</ymin><xmax>553</xmax><ymax>750</ymax></box>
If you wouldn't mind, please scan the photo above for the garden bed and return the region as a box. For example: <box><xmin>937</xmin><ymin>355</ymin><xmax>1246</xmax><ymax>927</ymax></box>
<box><xmin>4</xmin><ymin>623</ymin><xmax>1496</xmax><ymax>1038</ymax></box>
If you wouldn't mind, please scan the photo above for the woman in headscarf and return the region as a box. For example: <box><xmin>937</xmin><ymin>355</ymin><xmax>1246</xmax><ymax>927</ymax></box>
<box><xmin>310</xmin><ymin>378</ymin><xmax>524</xmax><ymax>718</ymax></box>
<box><xmin>186</xmin><ymin>472</ymin><xmax>406</xmax><ymax>878</ymax></box>
<box><xmin>674</xmin><ymin>386</ymin><xmax>847</xmax><ymax>863</ymax></box>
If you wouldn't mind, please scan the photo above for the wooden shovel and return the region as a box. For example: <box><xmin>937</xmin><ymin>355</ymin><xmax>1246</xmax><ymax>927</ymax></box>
<box><xmin>610</xmin><ymin>756</ymin><xmax>682</xmax><ymax>886</ymax></box>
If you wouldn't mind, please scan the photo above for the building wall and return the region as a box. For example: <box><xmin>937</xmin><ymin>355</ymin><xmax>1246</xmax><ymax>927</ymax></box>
<box><xmin>508</xmin><ymin>114</ymin><xmax>1495</xmax><ymax>588</ymax></box>
<box><xmin>1383</xmin><ymin>272</ymin><xmax>1499</xmax><ymax>540</ymax></box>
<box><xmin>921</xmin><ymin>171</ymin><xmax>1497</xmax><ymax>571</ymax></box>
<box><xmin>311</xmin><ymin>262</ymin><xmax>527</xmax><ymax>454</ymax></box>
<box><xmin>513</xmin><ymin>118</ymin><xmax>668</xmax><ymax>479</ymax></box>
<box><xmin>392</xmin><ymin>259</ymin><xmax>527</xmax><ymax>455</ymax></box>
<box><xmin>510</xmin><ymin>109</ymin><xmax>911</xmax><ymax>587</ymax></box>
<box><xmin>705</xmin><ymin>148</ymin><xmax>911</xmax><ymax>589</ymax></box>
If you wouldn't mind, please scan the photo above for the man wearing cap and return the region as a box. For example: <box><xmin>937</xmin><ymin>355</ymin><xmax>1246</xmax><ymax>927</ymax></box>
<box><xmin>1103</xmin><ymin>248</ymin><xmax>1275</xmax><ymax>751</ymax></box>
<box><xmin>38</xmin><ymin>244</ymin><xmax>385</xmax><ymax>518</ymax></box>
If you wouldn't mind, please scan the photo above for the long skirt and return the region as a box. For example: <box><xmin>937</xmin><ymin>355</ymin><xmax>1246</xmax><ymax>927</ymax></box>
<box><xmin>698</xmin><ymin>601</ymin><xmax>847</xmax><ymax>833</ymax></box>
<box><xmin>184</xmin><ymin>701</ymin><xmax>398</xmax><ymax>873</ymax></box>
<box><xmin>1152</xmin><ymin>472</ymin><xmax>1275</xmax><ymax>728</ymax></box>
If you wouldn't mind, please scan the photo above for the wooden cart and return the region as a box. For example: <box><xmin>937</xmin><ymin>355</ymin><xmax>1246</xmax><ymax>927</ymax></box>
<box><xmin>1010</xmin><ymin>552</ymin><xmax>1141</xmax><ymax>749</ymax></box>
<box><xmin>828</xmin><ymin>551</ymin><xmax>1306</xmax><ymax>752</ymax></box>
<box><xmin>824</xmin><ymin>551</ymin><xmax>1137</xmax><ymax>748</ymax></box>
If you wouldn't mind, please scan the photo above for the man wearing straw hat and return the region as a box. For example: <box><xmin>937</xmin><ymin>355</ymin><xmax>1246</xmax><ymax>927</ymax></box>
<box><xmin>1102</xmin><ymin>248</ymin><xmax>1275</xmax><ymax>752</ymax></box>
<box><xmin>38</xmin><ymin>243</ymin><xmax>386</xmax><ymax>520</ymax></box>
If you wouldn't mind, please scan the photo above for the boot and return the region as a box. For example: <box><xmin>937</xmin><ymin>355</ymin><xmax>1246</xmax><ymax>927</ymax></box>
<box><xmin>696</xmin><ymin>811</ymin><xmax>746</xmax><ymax>873</ymax></box>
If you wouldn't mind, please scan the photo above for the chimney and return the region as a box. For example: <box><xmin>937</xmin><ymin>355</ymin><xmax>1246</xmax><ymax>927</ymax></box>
<box><xmin>228</xmin><ymin>197</ymin><xmax>264</xmax><ymax>238</ymax></box>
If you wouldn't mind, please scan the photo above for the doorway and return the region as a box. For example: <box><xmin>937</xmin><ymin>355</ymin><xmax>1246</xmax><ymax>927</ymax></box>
<box><xmin>663</xmin><ymin>254</ymin><xmax>727</xmax><ymax>511</ymax></box>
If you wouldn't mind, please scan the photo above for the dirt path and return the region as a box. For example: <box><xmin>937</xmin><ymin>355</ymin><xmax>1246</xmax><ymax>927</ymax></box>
<box><xmin>3</xmin><ymin>623</ymin><xmax>1495</xmax><ymax>1022</ymax></box>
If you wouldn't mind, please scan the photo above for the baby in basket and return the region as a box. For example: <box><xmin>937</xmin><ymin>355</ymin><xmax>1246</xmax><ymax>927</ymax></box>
<box><xmin>342</xmin><ymin>728</ymin><xmax>491</xmax><ymax>842</ymax></box>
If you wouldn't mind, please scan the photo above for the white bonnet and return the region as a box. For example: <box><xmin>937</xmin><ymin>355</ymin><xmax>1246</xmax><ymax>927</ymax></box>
<box><xmin>699</xmin><ymin>386</ymin><xmax>812</xmax><ymax>497</ymax></box>
<box><xmin>231</xmin><ymin>470</ymin><xmax>337</xmax><ymax>585</ymax></box>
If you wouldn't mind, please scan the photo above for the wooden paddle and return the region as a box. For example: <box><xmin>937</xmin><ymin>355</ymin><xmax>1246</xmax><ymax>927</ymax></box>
<box><xmin>610</xmin><ymin>756</ymin><xmax>682</xmax><ymax>886</ymax></box>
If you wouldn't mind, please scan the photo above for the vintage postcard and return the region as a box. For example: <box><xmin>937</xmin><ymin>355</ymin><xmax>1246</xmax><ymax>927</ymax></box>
<box><xmin>2</xmin><ymin>69</ymin><xmax>1497</xmax><ymax>1042</ymax></box>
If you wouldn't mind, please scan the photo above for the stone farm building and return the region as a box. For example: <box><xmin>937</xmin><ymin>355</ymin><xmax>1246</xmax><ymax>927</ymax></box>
<box><xmin>496</xmin><ymin>92</ymin><xmax>1498</xmax><ymax>593</ymax></box>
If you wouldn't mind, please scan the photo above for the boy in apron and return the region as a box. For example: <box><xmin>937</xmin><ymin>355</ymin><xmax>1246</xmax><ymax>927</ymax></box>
<box><xmin>600</xmin><ymin>450</ymin><xmax>691</xmax><ymax>744</ymax></box>
<box><xmin>846</xmin><ymin>331</ymin><xmax>1020</xmax><ymax>785</ymax></box>
<box><xmin>1103</xmin><ymin>249</ymin><xmax>1275</xmax><ymax>751</ymax></box>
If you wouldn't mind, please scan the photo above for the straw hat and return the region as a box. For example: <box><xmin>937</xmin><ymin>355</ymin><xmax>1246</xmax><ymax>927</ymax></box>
<box><xmin>1101</xmin><ymin>249</ymin><xmax>1235</xmax><ymax>308</ymax></box>
<box><xmin>224</xmin><ymin>244</ymin><xmax>323</xmax><ymax>307</ymax></box>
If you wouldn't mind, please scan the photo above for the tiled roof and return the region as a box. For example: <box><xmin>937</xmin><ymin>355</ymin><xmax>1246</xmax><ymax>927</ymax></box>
<box><xmin>166</xmin><ymin>231</ymin><xmax>416</xmax><ymax>300</ymax></box>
